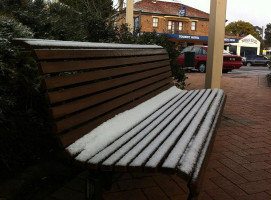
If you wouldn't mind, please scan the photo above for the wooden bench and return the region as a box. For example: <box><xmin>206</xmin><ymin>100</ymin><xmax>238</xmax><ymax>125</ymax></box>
<box><xmin>14</xmin><ymin>38</ymin><xmax>226</xmax><ymax>200</ymax></box>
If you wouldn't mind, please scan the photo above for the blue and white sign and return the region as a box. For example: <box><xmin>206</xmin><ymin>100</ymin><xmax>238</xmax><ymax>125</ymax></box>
<box><xmin>179</xmin><ymin>7</ymin><xmax>186</xmax><ymax>17</ymax></box>
<box><xmin>157</xmin><ymin>33</ymin><xmax>238</xmax><ymax>43</ymax></box>
<box><xmin>224</xmin><ymin>38</ymin><xmax>239</xmax><ymax>43</ymax></box>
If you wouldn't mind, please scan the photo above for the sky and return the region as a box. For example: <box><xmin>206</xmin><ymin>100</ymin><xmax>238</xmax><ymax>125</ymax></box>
<box><xmin>113</xmin><ymin>0</ymin><xmax>271</xmax><ymax>29</ymax></box>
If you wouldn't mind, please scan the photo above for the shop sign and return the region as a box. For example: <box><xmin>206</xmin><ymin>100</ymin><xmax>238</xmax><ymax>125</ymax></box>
<box><xmin>157</xmin><ymin>33</ymin><xmax>238</xmax><ymax>43</ymax></box>
<box><xmin>175</xmin><ymin>34</ymin><xmax>208</xmax><ymax>41</ymax></box>
<box><xmin>224</xmin><ymin>38</ymin><xmax>238</xmax><ymax>43</ymax></box>
<box><xmin>241</xmin><ymin>38</ymin><xmax>258</xmax><ymax>44</ymax></box>
<box><xmin>179</xmin><ymin>7</ymin><xmax>186</xmax><ymax>17</ymax></box>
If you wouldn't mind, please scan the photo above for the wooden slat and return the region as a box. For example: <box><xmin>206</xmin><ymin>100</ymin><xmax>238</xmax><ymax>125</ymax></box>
<box><xmin>43</xmin><ymin>60</ymin><xmax>170</xmax><ymax>89</ymax></box>
<box><xmin>50</xmin><ymin>72</ymin><xmax>171</xmax><ymax>118</ymax></box>
<box><xmin>55</xmin><ymin>78</ymin><xmax>171</xmax><ymax>133</ymax></box>
<box><xmin>34</xmin><ymin>49</ymin><xmax>167</xmax><ymax>60</ymax></box>
<box><xmin>47</xmin><ymin>65</ymin><xmax>171</xmax><ymax>104</ymax></box>
<box><xmin>40</xmin><ymin>54</ymin><xmax>169</xmax><ymax>74</ymax></box>
<box><xmin>12</xmin><ymin>38</ymin><xmax>163</xmax><ymax>50</ymax></box>
<box><xmin>60</xmin><ymin>84</ymin><xmax>172</xmax><ymax>148</ymax></box>
<box><xmin>86</xmin><ymin>91</ymin><xmax>189</xmax><ymax>170</ymax></box>
<box><xmin>189</xmin><ymin>95</ymin><xmax>226</xmax><ymax>193</ymax></box>
<box><xmin>100</xmin><ymin>91</ymin><xmax>198</xmax><ymax>171</ymax></box>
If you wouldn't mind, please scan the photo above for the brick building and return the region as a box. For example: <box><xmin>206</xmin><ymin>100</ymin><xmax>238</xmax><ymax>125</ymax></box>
<box><xmin>119</xmin><ymin>0</ymin><xmax>238</xmax><ymax>50</ymax></box>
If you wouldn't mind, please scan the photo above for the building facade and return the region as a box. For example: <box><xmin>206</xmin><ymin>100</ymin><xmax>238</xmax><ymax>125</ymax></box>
<box><xmin>119</xmin><ymin>0</ymin><xmax>238</xmax><ymax>50</ymax></box>
<box><xmin>225</xmin><ymin>34</ymin><xmax>261</xmax><ymax>56</ymax></box>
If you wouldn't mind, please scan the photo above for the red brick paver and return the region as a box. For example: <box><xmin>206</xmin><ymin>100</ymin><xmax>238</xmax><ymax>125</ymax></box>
<box><xmin>185</xmin><ymin>73</ymin><xmax>271</xmax><ymax>200</ymax></box>
<box><xmin>49</xmin><ymin>73</ymin><xmax>271</xmax><ymax>200</ymax></box>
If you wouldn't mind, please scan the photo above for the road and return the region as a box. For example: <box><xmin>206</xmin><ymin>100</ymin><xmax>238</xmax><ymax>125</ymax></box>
<box><xmin>229</xmin><ymin>66</ymin><xmax>271</xmax><ymax>75</ymax></box>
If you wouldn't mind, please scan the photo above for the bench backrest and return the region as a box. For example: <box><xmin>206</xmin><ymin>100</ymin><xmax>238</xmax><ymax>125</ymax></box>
<box><xmin>14</xmin><ymin>39</ymin><xmax>173</xmax><ymax>148</ymax></box>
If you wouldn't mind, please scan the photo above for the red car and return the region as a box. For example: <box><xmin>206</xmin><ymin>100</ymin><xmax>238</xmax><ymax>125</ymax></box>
<box><xmin>178</xmin><ymin>45</ymin><xmax>242</xmax><ymax>73</ymax></box>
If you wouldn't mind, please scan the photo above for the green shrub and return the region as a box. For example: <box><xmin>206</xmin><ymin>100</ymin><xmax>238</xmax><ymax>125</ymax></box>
<box><xmin>0</xmin><ymin>16</ymin><xmax>56</xmax><ymax>175</ymax></box>
<box><xmin>136</xmin><ymin>31</ymin><xmax>187</xmax><ymax>88</ymax></box>
<box><xmin>13</xmin><ymin>0</ymin><xmax>86</xmax><ymax>41</ymax></box>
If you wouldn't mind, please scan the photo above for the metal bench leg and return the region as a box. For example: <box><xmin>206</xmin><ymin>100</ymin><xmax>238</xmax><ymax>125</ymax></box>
<box><xmin>187</xmin><ymin>184</ymin><xmax>199</xmax><ymax>200</ymax></box>
<box><xmin>85</xmin><ymin>171</ymin><xmax>113</xmax><ymax>200</ymax></box>
<box><xmin>86</xmin><ymin>171</ymin><xmax>103</xmax><ymax>200</ymax></box>
<box><xmin>187</xmin><ymin>182</ymin><xmax>199</xmax><ymax>200</ymax></box>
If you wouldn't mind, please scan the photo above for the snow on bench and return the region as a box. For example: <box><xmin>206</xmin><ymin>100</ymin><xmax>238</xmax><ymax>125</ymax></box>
<box><xmin>66</xmin><ymin>87</ymin><xmax>225</xmax><ymax>179</ymax></box>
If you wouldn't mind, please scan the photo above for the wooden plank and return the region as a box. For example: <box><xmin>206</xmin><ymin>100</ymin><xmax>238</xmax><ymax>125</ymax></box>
<box><xmin>159</xmin><ymin>89</ymin><xmax>215</xmax><ymax>174</ymax></box>
<box><xmin>12</xmin><ymin>38</ymin><xmax>163</xmax><ymax>50</ymax></box>
<box><xmin>55</xmin><ymin>78</ymin><xmax>171</xmax><ymax>133</ymax></box>
<box><xmin>46</xmin><ymin>66</ymin><xmax>171</xmax><ymax>104</ymax></box>
<box><xmin>50</xmin><ymin>72</ymin><xmax>171</xmax><ymax>118</ymax></box>
<box><xmin>86</xmin><ymin>91</ymin><xmax>189</xmax><ymax>170</ymax></box>
<box><xmin>110</xmin><ymin>91</ymin><xmax>200</xmax><ymax>172</ymax></box>
<box><xmin>189</xmin><ymin>94</ymin><xmax>226</xmax><ymax>198</ymax></box>
<box><xmin>60</xmin><ymin>84</ymin><xmax>172</xmax><ymax>148</ymax></box>
<box><xmin>40</xmin><ymin>54</ymin><xmax>169</xmax><ymax>74</ymax></box>
<box><xmin>43</xmin><ymin>60</ymin><xmax>170</xmax><ymax>89</ymax></box>
<box><xmin>34</xmin><ymin>48</ymin><xmax>167</xmax><ymax>60</ymax></box>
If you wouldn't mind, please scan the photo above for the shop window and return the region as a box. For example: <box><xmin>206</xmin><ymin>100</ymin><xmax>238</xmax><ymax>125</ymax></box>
<box><xmin>153</xmin><ymin>17</ymin><xmax>158</xmax><ymax>27</ymax></box>
<box><xmin>229</xmin><ymin>45</ymin><xmax>237</xmax><ymax>55</ymax></box>
<box><xmin>191</xmin><ymin>21</ymin><xmax>196</xmax><ymax>31</ymax></box>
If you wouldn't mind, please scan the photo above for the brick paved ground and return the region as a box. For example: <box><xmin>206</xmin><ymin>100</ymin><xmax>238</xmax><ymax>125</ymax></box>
<box><xmin>48</xmin><ymin>73</ymin><xmax>271</xmax><ymax>200</ymax></box>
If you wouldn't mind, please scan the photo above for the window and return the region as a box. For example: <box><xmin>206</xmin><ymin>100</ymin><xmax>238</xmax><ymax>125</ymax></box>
<box><xmin>191</xmin><ymin>21</ymin><xmax>196</xmax><ymax>31</ymax></box>
<box><xmin>202</xmin><ymin>48</ymin><xmax>207</xmax><ymax>55</ymax></box>
<box><xmin>179</xmin><ymin>22</ymin><xmax>183</xmax><ymax>31</ymax></box>
<box><xmin>168</xmin><ymin>21</ymin><xmax>183</xmax><ymax>34</ymax></box>
<box><xmin>168</xmin><ymin>21</ymin><xmax>172</xmax><ymax>33</ymax></box>
<box><xmin>153</xmin><ymin>17</ymin><xmax>158</xmax><ymax>27</ymax></box>
<box><xmin>193</xmin><ymin>47</ymin><xmax>201</xmax><ymax>55</ymax></box>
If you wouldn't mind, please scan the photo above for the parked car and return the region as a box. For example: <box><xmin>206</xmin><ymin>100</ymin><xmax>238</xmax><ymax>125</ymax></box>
<box><xmin>242</xmin><ymin>55</ymin><xmax>270</xmax><ymax>67</ymax></box>
<box><xmin>178</xmin><ymin>45</ymin><xmax>243</xmax><ymax>73</ymax></box>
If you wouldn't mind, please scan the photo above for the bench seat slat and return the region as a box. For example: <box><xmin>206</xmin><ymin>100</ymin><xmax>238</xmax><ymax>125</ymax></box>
<box><xmin>67</xmin><ymin>86</ymin><xmax>182</xmax><ymax>158</ymax></box>
<box><xmin>60</xmin><ymin>84</ymin><xmax>172</xmax><ymax>148</ymax></box>
<box><xmin>86</xmin><ymin>91</ymin><xmax>189</xmax><ymax>168</ymax></box>
<box><xmin>178</xmin><ymin>90</ymin><xmax>225</xmax><ymax>176</ymax></box>
<box><xmin>139</xmin><ymin>89</ymin><xmax>210</xmax><ymax>171</ymax></box>
<box><xmin>160</xmin><ymin>89</ymin><xmax>218</xmax><ymax>172</ymax></box>
<box><xmin>100</xmin><ymin>90</ymin><xmax>198</xmax><ymax>169</ymax></box>
<box><xmin>43</xmin><ymin>60</ymin><xmax>170</xmax><ymax>89</ymax></box>
<box><xmin>70</xmin><ymin>87</ymin><xmax>225</xmax><ymax>179</ymax></box>
<box><xmin>55</xmin><ymin>78</ymin><xmax>171</xmax><ymax>133</ymax></box>
<box><xmin>34</xmin><ymin>49</ymin><xmax>167</xmax><ymax>60</ymax></box>
<box><xmin>40</xmin><ymin>55</ymin><xmax>169</xmax><ymax>74</ymax></box>
<box><xmin>116</xmin><ymin>90</ymin><xmax>205</xmax><ymax>169</ymax></box>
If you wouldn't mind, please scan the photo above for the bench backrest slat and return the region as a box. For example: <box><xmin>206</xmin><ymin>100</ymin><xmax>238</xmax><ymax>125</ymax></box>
<box><xmin>15</xmin><ymin>39</ymin><xmax>173</xmax><ymax>149</ymax></box>
<box><xmin>50</xmin><ymin>72</ymin><xmax>172</xmax><ymax>118</ymax></box>
<box><xmin>55</xmin><ymin>77</ymin><xmax>172</xmax><ymax>133</ymax></box>
<box><xmin>40</xmin><ymin>54</ymin><xmax>169</xmax><ymax>74</ymax></box>
<box><xmin>42</xmin><ymin>60</ymin><xmax>170</xmax><ymax>89</ymax></box>
<box><xmin>34</xmin><ymin>49</ymin><xmax>167</xmax><ymax>60</ymax></box>
<box><xmin>59</xmin><ymin>84</ymin><xmax>172</xmax><ymax>147</ymax></box>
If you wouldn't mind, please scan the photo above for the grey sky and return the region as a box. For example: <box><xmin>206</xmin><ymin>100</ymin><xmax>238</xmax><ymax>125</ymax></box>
<box><xmin>113</xmin><ymin>0</ymin><xmax>271</xmax><ymax>29</ymax></box>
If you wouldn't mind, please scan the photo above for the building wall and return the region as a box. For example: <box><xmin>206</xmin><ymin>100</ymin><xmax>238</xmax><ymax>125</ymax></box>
<box><xmin>134</xmin><ymin>13</ymin><xmax>209</xmax><ymax>36</ymax></box>
<box><xmin>119</xmin><ymin>0</ymin><xmax>241</xmax><ymax>49</ymax></box>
